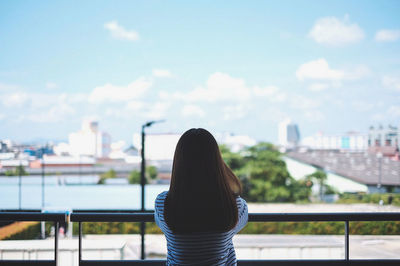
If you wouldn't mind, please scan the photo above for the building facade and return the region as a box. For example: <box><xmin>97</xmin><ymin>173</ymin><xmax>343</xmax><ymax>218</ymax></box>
<box><xmin>302</xmin><ymin>132</ymin><xmax>368</xmax><ymax>151</ymax></box>
<box><xmin>69</xmin><ymin>121</ymin><xmax>111</xmax><ymax>158</ymax></box>
<box><xmin>368</xmin><ymin>125</ymin><xmax>399</xmax><ymax>147</ymax></box>
<box><xmin>278</xmin><ymin>119</ymin><xmax>300</xmax><ymax>148</ymax></box>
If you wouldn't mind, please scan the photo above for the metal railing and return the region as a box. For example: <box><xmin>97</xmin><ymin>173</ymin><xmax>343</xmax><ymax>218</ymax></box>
<box><xmin>1</xmin><ymin>211</ymin><xmax>400</xmax><ymax>265</ymax></box>
<box><xmin>0</xmin><ymin>212</ymin><xmax>67</xmax><ymax>266</ymax></box>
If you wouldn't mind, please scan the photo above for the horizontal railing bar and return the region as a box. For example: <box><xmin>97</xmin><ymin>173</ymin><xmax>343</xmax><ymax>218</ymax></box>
<box><xmin>77</xmin><ymin>259</ymin><xmax>400</xmax><ymax>266</ymax></box>
<box><xmin>71</xmin><ymin>213</ymin><xmax>154</xmax><ymax>222</ymax></box>
<box><xmin>249</xmin><ymin>212</ymin><xmax>400</xmax><ymax>222</ymax></box>
<box><xmin>72</xmin><ymin>209</ymin><xmax>154</xmax><ymax>213</ymax></box>
<box><xmin>1</xmin><ymin>211</ymin><xmax>399</xmax><ymax>222</ymax></box>
<box><xmin>0</xmin><ymin>212</ymin><xmax>67</xmax><ymax>222</ymax></box>
<box><xmin>0</xmin><ymin>260</ymin><xmax>55</xmax><ymax>265</ymax></box>
<box><xmin>1</xmin><ymin>259</ymin><xmax>399</xmax><ymax>266</ymax></box>
<box><xmin>0</xmin><ymin>209</ymin><xmax>42</xmax><ymax>212</ymax></box>
<box><xmin>239</xmin><ymin>260</ymin><xmax>400</xmax><ymax>265</ymax></box>
<box><xmin>70</xmin><ymin>212</ymin><xmax>400</xmax><ymax>222</ymax></box>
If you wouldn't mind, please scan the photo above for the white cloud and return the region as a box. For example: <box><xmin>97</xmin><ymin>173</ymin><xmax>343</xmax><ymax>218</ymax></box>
<box><xmin>145</xmin><ymin>102</ymin><xmax>170</xmax><ymax>119</ymax></box>
<box><xmin>0</xmin><ymin>83</ymin><xmax>20</xmax><ymax>91</ymax></box>
<box><xmin>375</xmin><ymin>29</ymin><xmax>400</xmax><ymax>42</ymax></box>
<box><xmin>352</xmin><ymin>101</ymin><xmax>375</xmax><ymax>112</ymax></box>
<box><xmin>388</xmin><ymin>105</ymin><xmax>400</xmax><ymax>117</ymax></box>
<box><xmin>304</xmin><ymin>110</ymin><xmax>325</xmax><ymax>122</ymax></box>
<box><xmin>126</xmin><ymin>101</ymin><xmax>145</xmax><ymax>111</ymax></box>
<box><xmin>345</xmin><ymin>65</ymin><xmax>370</xmax><ymax>80</ymax></box>
<box><xmin>152</xmin><ymin>69</ymin><xmax>172</xmax><ymax>78</ymax></box>
<box><xmin>309</xmin><ymin>15</ymin><xmax>364</xmax><ymax>46</ymax></box>
<box><xmin>253</xmin><ymin>86</ymin><xmax>279</xmax><ymax>96</ymax></box>
<box><xmin>289</xmin><ymin>95</ymin><xmax>320</xmax><ymax>110</ymax></box>
<box><xmin>382</xmin><ymin>75</ymin><xmax>400</xmax><ymax>91</ymax></box>
<box><xmin>181</xmin><ymin>104</ymin><xmax>205</xmax><ymax>118</ymax></box>
<box><xmin>296</xmin><ymin>58</ymin><xmax>344</xmax><ymax>81</ymax></box>
<box><xmin>104</xmin><ymin>21</ymin><xmax>139</xmax><ymax>41</ymax></box>
<box><xmin>26</xmin><ymin>103</ymin><xmax>75</xmax><ymax>123</ymax></box>
<box><xmin>161</xmin><ymin>72</ymin><xmax>282</xmax><ymax>103</ymax></box>
<box><xmin>296</xmin><ymin>58</ymin><xmax>369</xmax><ymax>82</ymax></box>
<box><xmin>1</xmin><ymin>92</ymin><xmax>29</xmax><ymax>107</ymax></box>
<box><xmin>46</xmin><ymin>82</ymin><xmax>58</xmax><ymax>89</ymax></box>
<box><xmin>89</xmin><ymin>78</ymin><xmax>151</xmax><ymax>103</ymax></box>
<box><xmin>371</xmin><ymin>105</ymin><xmax>400</xmax><ymax>121</ymax></box>
<box><xmin>371</xmin><ymin>113</ymin><xmax>385</xmax><ymax>121</ymax></box>
<box><xmin>308</xmin><ymin>83</ymin><xmax>330</xmax><ymax>92</ymax></box>
<box><xmin>223</xmin><ymin>105</ymin><xmax>248</xmax><ymax>120</ymax></box>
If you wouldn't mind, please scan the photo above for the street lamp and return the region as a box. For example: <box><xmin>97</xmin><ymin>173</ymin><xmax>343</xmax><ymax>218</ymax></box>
<box><xmin>40</xmin><ymin>147</ymin><xmax>46</xmax><ymax>239</ymax></box>
<box><xmin>376</xmin><ymin>152</ymin><xmax>383</xmax><ymax>192</ymax></box>
<box><xmin>41</xmin><ymin>149</ymin><xmax>45</xmax><ymax>209</ymax></box>
<box><xmin>140</xmin><ymin>120</ymin><xmax>164</xmax><ymax>260</ymax></box>
<box><xmin>18</xmin><ymin>161</ymin><xmax>22</xmax><ymax>210</ymax></box>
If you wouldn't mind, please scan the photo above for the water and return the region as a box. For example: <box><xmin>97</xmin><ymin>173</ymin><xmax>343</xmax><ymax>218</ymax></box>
<box><xmin>0</xmin><ymin>175</ymin><xmax>169</xmax><ymax>210</ymax></box>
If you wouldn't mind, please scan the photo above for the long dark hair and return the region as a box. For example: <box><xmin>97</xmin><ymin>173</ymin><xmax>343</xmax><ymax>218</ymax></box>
<box><xmin>164</xmin><ymin>128</ymin><xmax>242</xmax><ymax>233</ymax></box>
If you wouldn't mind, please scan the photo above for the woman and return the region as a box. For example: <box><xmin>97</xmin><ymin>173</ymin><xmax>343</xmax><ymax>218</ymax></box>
<box><xmin>154</xmin><ymin>128</ymin><xmax>248</xmax><ymax>265</ymax></box>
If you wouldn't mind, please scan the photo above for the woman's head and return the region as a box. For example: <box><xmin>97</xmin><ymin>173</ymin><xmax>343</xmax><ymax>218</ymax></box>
<box><xmin>165</xmin><ymin>128</ymin><xmax>242</xmax><ymax>233</ymax></box>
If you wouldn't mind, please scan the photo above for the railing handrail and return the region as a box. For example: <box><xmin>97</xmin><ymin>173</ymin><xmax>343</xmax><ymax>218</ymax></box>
<box><xmin>1</xmin><ymin>211</ymin><xmax>400</xmax><ymax>265</ymax></box>
<box><xmin>1</xmin><ymin>211</ymin><xmax>400</xmax><ymax>222</ymax></box>
<box><xmin>0</xmin><ymin>211</ymin><xmax>67</xmax><ymax>222</ymax></box>
<box><xmin>70</xmin><ymin>211</ymin><xmax>400</xmax><ymax>222</ymax></box>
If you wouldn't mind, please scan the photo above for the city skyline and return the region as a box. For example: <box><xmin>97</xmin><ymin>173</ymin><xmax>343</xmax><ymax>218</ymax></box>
<box><xmin>1</xmin><ymin>0</ymin><xmax>400</xmax><ymax>144</ymax></box>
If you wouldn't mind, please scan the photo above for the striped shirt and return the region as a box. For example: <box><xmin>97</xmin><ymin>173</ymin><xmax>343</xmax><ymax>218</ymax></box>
<box><xmin>154</xmin><ymin>191</ymin><xmax>248</xmax><ymax>265</ymax></box>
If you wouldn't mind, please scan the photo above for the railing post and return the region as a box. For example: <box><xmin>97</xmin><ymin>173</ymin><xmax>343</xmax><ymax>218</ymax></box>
<box><xmin>141</xmin><ymin>222</ymin><xmax>146</xmax><ymax>259</ymax></box>
<box><xmin>79</xmin><ymin>222</ymin><xmax>82</xmax><ymax>264</ymax></box>
<box><xmin>345</xmin><ymin>220</ymin><xmax>349</xmax><ymax>260</ymax></box>
<box><xmin>55</xmin><ymin>221</ymin><xmax>59</xmax><ymax>266</ymax></box>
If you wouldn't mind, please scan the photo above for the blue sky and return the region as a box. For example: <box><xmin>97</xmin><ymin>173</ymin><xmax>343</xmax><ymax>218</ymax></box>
<box><xmin>0</xmin><ymin>0</ymin><xmax>399</xmax><ymax>144</ymax></box>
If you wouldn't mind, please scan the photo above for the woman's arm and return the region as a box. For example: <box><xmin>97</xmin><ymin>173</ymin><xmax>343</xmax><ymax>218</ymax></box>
<box><xmin>234</xmin><ymin>197</ymin><xmax>248</xmax><ymax>234</ymax></box>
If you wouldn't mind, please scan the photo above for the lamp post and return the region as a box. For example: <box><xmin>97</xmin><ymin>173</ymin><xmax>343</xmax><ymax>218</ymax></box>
<box><xmin>140</xmin><ymin>120</ymin><xmax>164</xmax><ymax>260</ymax></box>
<box><xmin>376</xmin><ymin>152</ymin><xmax>383</xmax><ymax>192</ymax></box>
<box><xmin>41</xmin><ymin>150</ymin><xmax>45</xmax><ymax>209</ymax></box>
<box><xmin>18</xmin><ymin>161</ymin><xmax>22</xmax><ymax>210</ymax></box>
<box><xmin>40</xmin><ymin>148</ymin><xmax>46</xmax><ymax>239</ymax></box>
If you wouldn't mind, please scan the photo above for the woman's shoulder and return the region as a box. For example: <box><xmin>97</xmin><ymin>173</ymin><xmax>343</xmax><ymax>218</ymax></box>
<box><xmin>155</xmin><ymin>191</ymin><xmax>168</xmax><ymax>206</ymax></box>
<box><xmin>157</xmin><ymin>190</ymin><xmax>168</xmax><ymax>198</ymax></box>
<box><xmin>235</xmin><ymin>195</ymin><xmax>247</xmax><ymax>205</ymax></box>
<box><xmin>235</xmin><ymin>196</ymin><xmax>248</xmax><ymax>213</ymax></box>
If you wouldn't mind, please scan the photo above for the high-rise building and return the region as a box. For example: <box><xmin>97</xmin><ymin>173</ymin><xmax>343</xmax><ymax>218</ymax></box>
<box><xmin>278</xmin><ymin>119</ymin><xmax>300</xmax><ymax>148</ymax></box>
<box><xmin>302</xmin><ymin>132</ymin><xmax>367</xmax><ymax>151</ymax></box>
<box><xmin>69</xmin><ymin>120</ymin><xmax>111</xmax><ymax>158</ymax></box>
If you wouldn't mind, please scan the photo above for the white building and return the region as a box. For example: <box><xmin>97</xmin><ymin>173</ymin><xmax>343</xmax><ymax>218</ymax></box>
<box><xmin>132</xmin><ymin>131</ymin><xmax>257</xmax><ymax>161</ymax></box>
<box><xmin>217</xmin><ymin>133</ymin><xmax>257</xmax><ymax>153</ymax></box>
<box><xmin>302</xmin><ymin>131</ymin><xmax>367</xmax><ymax>151</ymax></box>
<box><xmin>133</xmin><ymin>133</ymin><xmax>181</xmax><ymax>161</ymax></box>
<box><xmin>368</xmin><ymin>124</ymin><xmax>399</xmax><ymax>149</ymax></box>
<box><xmin>278</xmin><ymin>119</ymin><xmax>300</xmax><ymax>148</ymax></box>
<box><xmin>69</xmin><ymin>121</ymin><xmax>111</xmax><ymax>158</ymax></box>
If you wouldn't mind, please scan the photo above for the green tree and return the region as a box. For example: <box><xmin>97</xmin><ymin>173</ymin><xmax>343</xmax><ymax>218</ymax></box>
<box><xmin>146</xmin><ymin>166</ymin><xmax>158</xmax><ymax>180</ymax></box>
<box><xmin>4</xmin><ymin>169</ymin><xmax>14</xmax><ymax>176</ymax></box>
<box><xmin>98</xmin><ymin>169</ymin><xmax>117</xmax><ymax>184</ymax></box>
<box><xmin>220</xmin><ymin>144</ymin><xmax>246</xmax><ymax>171</ymax></box>
<box><xmin>15</xmin><ymin>165</ymin><xmax>28</xmax><ymax>176</ymax></box>
<box><xmin>129</xmin><ymin>170</ymin><xmax>145</xmax><ymax>184</ymax></box>
<box><xmin>306</xmin><ymin>170</ymin><xmax>331</xmax><ymax>201</ymax></box>
<box><xmin>129</xmin><ymin>166</ymin><xmax>157</xmax><ymax>184</ymax></box>
<box><xmin>2</xmin><ymin>165</ymin><xmax>28</xmax><ymax>176</ymax></box>
<box><xmin>220</xmin><ymin>142</ymin><xmax>310</xmax><ymax>203</ymax></box>
<box><xmin>242</xmin><ymin>143</ymin><xmax>294</xmax><ymax>202</ymax></box>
